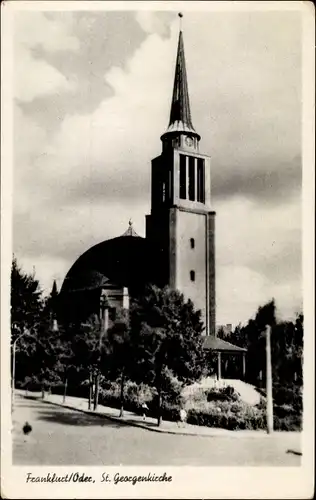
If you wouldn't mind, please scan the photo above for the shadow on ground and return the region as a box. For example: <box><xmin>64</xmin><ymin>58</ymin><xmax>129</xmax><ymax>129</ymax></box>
<box><xmin>16</xmin><ymin>400</ymin><xmax>51</xmax><ymax>410</ymax></box>
<box><xmin>124</xmin><ymin>418</ymin><xmax>159</xmax><ymax>428</ymax></box>
<box><xmin>19</xmin><ymin>395</ymin><xmax>161</xmax><ymax>430</ymax></box>
<box><xmin>36</xmin><ymin>407</ymin><xmax>132</xmax><ymax>428</ymax></box>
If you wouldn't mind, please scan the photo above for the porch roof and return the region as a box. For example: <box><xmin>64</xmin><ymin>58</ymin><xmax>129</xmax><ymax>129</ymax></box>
<box><xmin>203</xmin><ymin>336</ymin><xmax>247</xmax><ymax>352</ymax></box>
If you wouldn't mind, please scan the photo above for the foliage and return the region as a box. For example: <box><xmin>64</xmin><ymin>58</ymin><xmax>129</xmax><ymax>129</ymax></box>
<box><xmin>98</xmin><ymin>380</ymin><xmax>156</xmax><ymax>415</ymax></box>
<box><xmin>71</xmin><ymin>315</ymin><xmax>108</xmax><ymax>377</ymax></box>
<box><xmin>11</xmin><ymin>257</ymin><xmax>43</xmax><ymax>337</ymax></box>
<box><xmin>221</xmin><ymin>300</ymin><xmax>303</xmax><ymax>390</ymax></box>
<box><xmin>187</xmin><ymin>405</ymin><xmax>266</xmax><ymax>430</ymax></box>
<box><xmin>206</xmin><ymin>385</ymin><xmax>240</xmax><ymax>403</ymax></box>
<box><xmin>105</xmin><ymin>310</ymin><xmax>134</xmax><ymax>415</ymax></box>
<box><xmin>11</xmin><ymin>255</ymin><xmax>304</xmax><ymax>433</ymax></box>
<box><xmin>130</xmin><ymin>285</ymin><xmax>207</xmax><ymax>425</ymax></box>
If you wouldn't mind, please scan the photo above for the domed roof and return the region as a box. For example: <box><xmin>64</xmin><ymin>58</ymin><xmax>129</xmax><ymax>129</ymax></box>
<box><xmin>60</xmin><ymin>232</ymin><xmax>156</xmax><ymax>297</ymax></box>
<box><xmin>58</xmin><ymin>221</ymin><xmax>163</xmax><ymax>325</ymax></box>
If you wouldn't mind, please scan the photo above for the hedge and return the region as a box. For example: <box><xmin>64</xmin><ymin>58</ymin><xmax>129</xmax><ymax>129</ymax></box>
<box><xmin>187</xmin><ymin>408</ymin><xmax>266</xmax><ymax>430</ymax></box>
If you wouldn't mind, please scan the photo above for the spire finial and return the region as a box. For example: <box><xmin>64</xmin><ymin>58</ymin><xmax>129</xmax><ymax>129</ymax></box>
<box><xmin>122</xmin><ymin>219</ymin><xmax>139</xmax><ymax>237</ymax></box>
<box><xmin>178</xmin><ymin>12</ymin><xmax>183</xmax><ymax>31</ymax></box>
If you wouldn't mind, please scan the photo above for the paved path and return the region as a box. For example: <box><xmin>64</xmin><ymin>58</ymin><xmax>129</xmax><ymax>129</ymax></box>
<box><xmin>17</xmin><ymin>390</ymin><xmax>301</xmax><ymax>439</ymax></box>
<box><xmin>12</xmin><ymin>394</ymin><xmax>301</xmax><ymax>466</ymax></box>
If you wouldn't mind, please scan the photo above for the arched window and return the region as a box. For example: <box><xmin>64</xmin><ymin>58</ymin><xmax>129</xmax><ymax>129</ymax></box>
<box><xmin>190</xmin><ymin>238</ymin><xmax>195</xmax><ymax>249</ymax></box>
<box><xmin>190</xmin><ymin>270</ymin><xmax>195</xmax><ymax>282</ymax></box>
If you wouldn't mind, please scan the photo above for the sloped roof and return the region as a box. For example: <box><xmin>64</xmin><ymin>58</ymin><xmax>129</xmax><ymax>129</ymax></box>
<box><xmin>203</xmin><ymin>336</ymin><xmax>247</xmax><ymax>352</ymax></box>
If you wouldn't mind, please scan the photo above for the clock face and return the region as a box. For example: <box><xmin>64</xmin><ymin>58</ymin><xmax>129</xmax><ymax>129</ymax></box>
<box><xmin>185</xmin><ymin>136</ymin><xmax>193</xmax><ymax>147</ymax></box>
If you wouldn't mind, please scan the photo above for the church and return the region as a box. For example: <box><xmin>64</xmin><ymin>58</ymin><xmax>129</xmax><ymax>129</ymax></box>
<box><xmin>59</xmin><ymin>20</ymin><xmax>246</xmax><ymax>380</ymax></box>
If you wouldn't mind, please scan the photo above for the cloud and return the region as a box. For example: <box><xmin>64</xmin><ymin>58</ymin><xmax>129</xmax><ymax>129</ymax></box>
<box><xmin>12</xmin><ymin>10</ymin><xmax>302</xmax><ymax>324</ymax></box>
<box><xmin>15</xmin><ymin>49</ymin><xmax>76</xmax><ymax>103</ymax></box>
<box><xmin>217</xmin><ymin>265</ymin><xmax>302</xmax><ymax>327</ymax></box>
<box><xmin>215</xmin><ymin>196</ymin><xmax>301</xmax><ymax>325</ymax></box>
<box><xmin>135</xmin><ymin>11</ymin><xmax>174</xmax><ymax>37</ymax></box>
<box><xmin>14</xmin><ymin>12</ymin><xmax>79</xmax><ymax>102</ymax></box>
<box><xmin>14</xmin><ymin>12</ymin><xmax>79</xmax><ymax>53</ymax></box>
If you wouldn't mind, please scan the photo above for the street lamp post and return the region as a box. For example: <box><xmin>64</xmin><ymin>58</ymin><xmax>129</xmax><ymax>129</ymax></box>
<box><xmin>265</xmin><ymin>324</ymin><xmax>274</xmax><ymax>434</ymax></box>
<box><xmin>11</xmin><ymin>327</ymin><xmax>29</xmax><ymax>411</ymax></box>
<box><xmin>11</xmin><ymin>322</ymin><xmax>43</xmax><ymax>409</ymax></box>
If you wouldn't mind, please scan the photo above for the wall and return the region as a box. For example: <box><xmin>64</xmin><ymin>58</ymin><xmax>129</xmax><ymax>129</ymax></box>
<box><xmin>175</xmin><ymin>209</ymin><xmax>208</xmax><ymax>331</ymax></box>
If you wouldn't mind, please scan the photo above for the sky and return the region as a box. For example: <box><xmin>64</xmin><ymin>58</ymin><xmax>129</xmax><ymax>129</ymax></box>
<box><xmin>12</xmin><ymin>6</ymin><xmax>303</xmax><ymax>326</ymax></box>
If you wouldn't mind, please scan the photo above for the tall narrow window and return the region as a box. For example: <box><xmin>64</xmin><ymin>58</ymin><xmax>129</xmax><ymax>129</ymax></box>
<box><xmin>179</xmin><ymin>154</ymin><xmax>186</xmax><ymax>200</ymax></box>
<box><xmin>168</xmin><ymin>169</ymin><xmax>172</xmax><ymax>201</ymax></box>
<box><xmin>190</xmin><ymin>270</ymin><xmax>195</xmax><ymax>282</ymax></box>
<box><xmin>162</xmin><ymin>182</ymin><xmax>166</xmax><ymax>202</ymax></box>
<box><xmin>188</xmin><ymin>156</ymin><xmax>195</xmax><ymax>201</ymax></box>
<box><xmin>109</xmin><ymin>307</ymin><xmax>117</xmax><ymax>322</ymax></box>
<box><xmin>197</xmin><ymin>158</ymin><xmax>205</xmax><ymax>203</ymax></box>
<box><xmin>190</xmin><ymin>238</ymin><xmax>195</xmax><ymax>249</ymax></box>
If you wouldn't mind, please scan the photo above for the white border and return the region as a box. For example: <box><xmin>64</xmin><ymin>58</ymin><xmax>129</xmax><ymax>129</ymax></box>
<box><xmin>1</xmin><ymin>1</ymin><xmax>315</xmax><ymax>498</ymax></box>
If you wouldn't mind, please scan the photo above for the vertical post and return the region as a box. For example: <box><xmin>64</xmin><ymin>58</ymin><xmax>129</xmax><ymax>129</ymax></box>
<box><xmin>194</xmin><ymin>158</ymin><xmax>198</xmax><ymax>201</ymax></box>
<box><xmin>63</xmin><ymin>377</ymin><xmax>68</xmax><ymax>404</ymax></box>
<box><xmin>242</xmin><ymin>352</ymin><xmax>246</xmax><ymax>380</ymax></box>
<box><xmin>93</xmin><ymin>374</ymin><xmax>99</xmax><ymax>412</ymax></box>
<box><xmin>217</xmin><ymin>352</ymin><xmax>221</xmax><ymax>380</ymax></box>
<box><xmin>12</xmin><ymin>341</ymin><xmax>16</xmax><ymax>412</ymax></box>
<box><xmin>88</xmin><ymin>370</ymin><xmax>92</xmax><ymax>410</ymax></box>
<box><xmin>266</xmin><ymin>325</ymin><xmax>273</xmax><ymax>434</ymax></box>
<box><xmin>94</xmin><ymin>305</ymin><xmax>108</xmax><ymax>411</ymax></box>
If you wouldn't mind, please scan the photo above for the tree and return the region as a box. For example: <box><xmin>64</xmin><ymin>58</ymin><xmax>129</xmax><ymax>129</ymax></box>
<box><xmin>227</xmin><ymin>301</ymin><xmax>303</xmax><ymax>395</ymax></box>
<box><xmin>71</xmin><ymin>315</ymin><xmax>109</xmax><ymax>410</ymax></box>
<box><xmin>11</xmin><ymin>257</ymin><xmax>44</xmax><ymax>386</ymax></box>
<box><xmin>130</xmin><ymin>285</ymin><xmax>206</xmax><ymax>426</ymax></box>
<box><xmin>106</xmin><ymin>310</ymin><xmax>133</xmax><ymax>417</ymax></box>
<box><xmin>11</xmin><ymin>256</ymin><xmax>43</xmax><ymax>336</ymax></box>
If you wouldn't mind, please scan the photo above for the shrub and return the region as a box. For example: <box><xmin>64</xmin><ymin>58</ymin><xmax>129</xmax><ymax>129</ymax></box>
<box><xmin>98</xmin><ymin>380</ymin><xmax>156</xmax><ymax>414</ymax></box>
<box><xmin>159</xmin><ymin>402</ymin><xmax>180</xmax><ymax>422</ymax></box>
<box><xmin>273</xmin><ymin>414</ymin><xmax>302</xmax><ymax>431</ymax></box>
<box><xmin>182</xmin><ymin>387</ymin><xmax>208</xmax><ymax>409</ymax></box>
<box><xmin>186</xmin><ymin>397</ymin><xmax>267</xmax><ymax>430</ymax></box>
<box><xmin>257</xmin><ymin>384</ymin><xmax>302</xmax><ymax>414</ymax></box>
<box><xmin>206</xmin><ymin>386</ymin><xmax>240</xmax><ymax>403</ymax></box>
<box><xmin>161</xmin><ymin>367</ymin><xmax>184</xmax><ymax>406</ymax></box>
<box><xmin>187</xmin><ymin>404</ymin><xmax>266</xmax><ymax>430</ymax></box>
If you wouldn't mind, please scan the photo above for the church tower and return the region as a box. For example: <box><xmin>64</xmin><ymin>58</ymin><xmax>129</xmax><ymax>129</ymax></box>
<box><xmin>146</xmin><ymin>16</ymin><xmax>216</xmax><ymax>336</ymax></box>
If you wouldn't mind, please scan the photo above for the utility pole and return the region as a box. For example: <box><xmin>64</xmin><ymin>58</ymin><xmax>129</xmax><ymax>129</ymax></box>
<box><xmin>265</xmin><ymin>324</ymin><xmax>273</xmax><ymax>434</ymax></box>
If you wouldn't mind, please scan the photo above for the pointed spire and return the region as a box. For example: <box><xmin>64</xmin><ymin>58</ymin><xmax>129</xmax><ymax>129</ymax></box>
<box><xmin>161</xmin><ymin>14</ymin><xmax>200</xmax><ymax>141</ymax></box>
<box><xmin>122</xmin><ymin>219</ymin><xmax>139</xmax><ymax>237</ymax></box>
<box><xmin>51</xmin><ymin>279</ymin><xmax>58</xmax><ymax>297</ymax></box>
